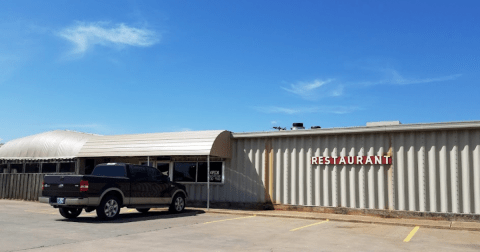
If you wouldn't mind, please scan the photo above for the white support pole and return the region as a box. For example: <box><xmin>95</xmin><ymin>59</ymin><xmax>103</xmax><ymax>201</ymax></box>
<box><xmin>207</xmin><ymin>155</ymin><xmax>210</xmax><ymax>210</ymax></box>
<box><xmin>147</xmin><ymin>156</ymin><xmax>150</xmax><ymax>166</ymax></box>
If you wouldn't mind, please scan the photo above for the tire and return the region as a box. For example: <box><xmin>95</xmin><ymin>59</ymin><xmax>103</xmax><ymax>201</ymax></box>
<box><xmin>136</xmin><ymin>208</ymin><xmax>150</xmax><ymax>214</ymax></box>
<box><xmin>59</xmin><ymin>207</ymin><xmax>82</xmax><ymax>219</ymax></box>
<box><xmin>96</xmin><ymin>195</ymin><xmax>121</xmax><ymax>220</ymax></box>
<box><xmin>169</xmin><ymin>194</ymin><xmax>185</xmax><ymax>213</ymax></box>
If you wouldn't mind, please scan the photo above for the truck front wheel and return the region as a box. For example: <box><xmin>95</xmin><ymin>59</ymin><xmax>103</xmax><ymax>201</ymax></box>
<box><xmin>97</xmin><ymin>195</ymin><xmax>121</xmax><ymax>220</ymax></box>
<box><xmin>59</xmin><ymin>207</ymin><xmax>82</xmax><ymax>219</ymax></box>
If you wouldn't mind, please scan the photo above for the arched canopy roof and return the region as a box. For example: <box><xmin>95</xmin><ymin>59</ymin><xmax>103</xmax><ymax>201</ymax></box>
<box><xmin>0</xmin><ymin>130</ymin><xmax>98</xmax><ymax>160</ymax></box>
<box><xmin>77</xmin><ymin>130</ymin><xmax>232</xmax><ymax>158</ymax></box>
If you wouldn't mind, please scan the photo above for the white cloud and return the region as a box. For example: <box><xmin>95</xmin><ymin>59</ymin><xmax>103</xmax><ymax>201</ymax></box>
<box><xmin>58</xmin><ymin>22</ymin><xmax>159</xmax><ymax>55</ymax></box>
<box><xmin>360</xmin><ymin>69</ymin><xmax>462</xmax><ymax>86</ymax></box>
<box><xmin>254</xmin><ymin>106</ymin><xmax>359</xmax><ymax>115</ymax></box>
<box><xmin>282</xmin><ymin>79</ymin><xmax>334</xmax><ymax>100</ymax></box>
<box><xmin>271</xmin><ymin>121</ymin><xmax>278</xmax><ymax>125</ymax></box>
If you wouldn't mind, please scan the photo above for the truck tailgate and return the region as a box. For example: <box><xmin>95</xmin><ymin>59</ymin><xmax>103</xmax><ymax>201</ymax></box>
<box><xmin>42</xmin><ymin>175</ymin><xmax>85</xmax><ymax>197</ymax></box>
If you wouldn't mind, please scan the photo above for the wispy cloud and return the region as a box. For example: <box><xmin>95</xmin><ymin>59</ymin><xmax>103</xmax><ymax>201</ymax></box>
<box><xmin>282</xmin><ymin>79</ymin><xmax>336</xmax><ymax>100</ymax></box>
<box><xmin>271</xmin><ymin>121</ymin><xmax>278</xmax><ymax>125</ymax></box>
<box><xmin>254</xmin><ymin>106</ymin><xmax>360</xmax><ymax>115</ymax></box>
<box><xmin>360</xmin><ymin>69</ymin><xmax>462</xmax><ymax>86</ymax></box>
<box><xmin>58</xmin><ymin>22</ymin><xmax>159</xmax><ymax>55</ymax></box>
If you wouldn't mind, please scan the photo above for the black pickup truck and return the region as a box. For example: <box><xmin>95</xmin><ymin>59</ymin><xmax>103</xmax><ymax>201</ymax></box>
<box><xmin>39</xmin><ymin>163</ymin><xmax>188</xmax><ymax>220</ymax></box>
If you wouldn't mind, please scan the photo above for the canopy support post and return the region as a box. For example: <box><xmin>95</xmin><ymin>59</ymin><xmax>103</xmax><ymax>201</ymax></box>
<box><xmin>207</xmin><ymin>155</ymin><xmax>210</xmax><ymax>210</ymax></box>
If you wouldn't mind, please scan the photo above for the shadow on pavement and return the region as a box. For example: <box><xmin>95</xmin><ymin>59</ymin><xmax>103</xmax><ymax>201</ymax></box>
<box><xmin>56</xmin><ymin>209</ymin><xmax>206</xmax><ymax>224</ymax></box>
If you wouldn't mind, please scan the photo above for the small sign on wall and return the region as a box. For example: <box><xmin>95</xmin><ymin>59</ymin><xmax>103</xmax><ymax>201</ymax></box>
<box><xmin>311</xmin><ymin>156</ymin><xmax>392</xmax><ymax>165</ymax></box>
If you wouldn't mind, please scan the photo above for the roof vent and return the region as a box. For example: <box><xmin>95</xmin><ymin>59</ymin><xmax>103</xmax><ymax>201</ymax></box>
<box><xmin>291</xmin><ymin>123</ymin><xmax>305</xmax><ymax>130</ymax></box>
<box><xmin>366</xmin><ymin>121</ymin><xmax>401</xmax><ymax>127</ymax></box>
<box><xmin>311</xmin><ymin>126</ymin><xmax>321</xmax><ymax>129</ymax></box>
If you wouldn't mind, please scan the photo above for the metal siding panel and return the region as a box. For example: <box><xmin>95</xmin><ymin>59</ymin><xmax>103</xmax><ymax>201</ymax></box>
<box><xmin>256</xmin><ymin>139</ymin><xmax>264</xmax><ymax>203</ymax></box>
<box><xmin>358</xmin><ymin>135</ymin><xmax>366</xmax><ymax>209</ymax></box>
<box><xmin>246</xmin><ymin>139</ymin><xmax>254</xmax><ymax>202</ymax></box>
<box><xmin>474</xmin><ymin>130</ymin><xmax>480</xmax><ymax>214</ymax></box>
<box><xmin>283</xmin><ymin>137</ymin><xmax>290</xmax><ymax>204</ymax></box>
<box><xmin>396</xmin><ymin>133</ymin><xmax>406</xmax><ymax>211</ymax></box>
<box><xmin>377</xmin><ymin>133</ymin><xmax>386</xmax><ymax>209</ymax></box>
<box><xmin>449</xmin><ymin>131</ymin><xmax>459</xmax><ymax>213</ymax></box>
<box><xmin>418</xmin><ymin>132</ymin><xmax>426</xmax><ymax>212</ymax></box>
<box><xmin>427</xmin><ymin>132</ymin><xmax>437</xmax><ymax>212</ymax></box>
<box><xmin>407</xmin><ymin>133</ymin><xmax>416</xmax><ymax>211</ymax></box>
<box><xmin>299</xmin><ymin>137</ymin><xmax>305</xmax><ymax>205</ymax></box>
<box><xmin>291</xmin><ymin>138</ymin><xmax>297</xmax><ymax>205</ymax></box>
<box><xmin>367</xmin><ymin>134</ymin><xmax>375</xmax><ymax>209</ymax></box>
<box><xmin>461</xmin><ymin>131</ymin><xmax>471</xmax><ymax>213</ymax></box>
<box><xmin>340</xmin><ymin>135</ymin><xmax>347</xmax><ymax>207</ymax></box>
<box><xmin>331</xmin><ymin>136</ymin><xmax>338</xmax><ymax>207</ymax></box>
<box><xmin>439</xmin><ymin>131</ymin><xmax>448</xmax><ymax>213</ymax></box>
<box><xmin>323</xmin><ymin>136</ymin><xmax>330</xmax><ymax>206</ymax></box>
<box><xmin>306</xmin><ymin>136</ymin><xmax>313</xmax><ymax>206</ymax></box>
<box><xmin>349</xmin><ymin>136</ymin><xmax>357</xmax><ymax>209</ymax></box>
<box><xmin>314</xmin><ymin>136</ymin><xmax>321</xmax><ymax>206</ymax></box>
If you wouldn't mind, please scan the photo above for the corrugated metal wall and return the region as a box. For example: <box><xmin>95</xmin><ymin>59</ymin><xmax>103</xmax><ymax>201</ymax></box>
<box><xmin>191</xmin><ymin>129</ymin><xmax>480</xmax><ymax>215</ymax></box>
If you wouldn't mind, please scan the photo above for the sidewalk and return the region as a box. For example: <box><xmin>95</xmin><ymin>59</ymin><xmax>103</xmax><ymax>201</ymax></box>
<box><xmin>189</xmin><ymin>207</ymin><xmax>480</xmax><ymax>231</ymax></box>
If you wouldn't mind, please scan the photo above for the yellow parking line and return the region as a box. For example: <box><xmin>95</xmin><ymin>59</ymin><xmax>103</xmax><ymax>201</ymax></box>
<box><xmin>403</xmin><ymin>226</ymin><xmax>420</xmax><ymax>242</ymax></box>
<box><xmin>203</xmin><ymin>215</ymin><xmax>256</xmax><ymax>224</ymax></box>
<box><xmin>127</xmin><ymin>209</ymin><xmax>136</xmax><ymax>213</ymax></box>
<box><xmin>290</xmin><ymin>219</ymin><xmax>329</xmax><ymax>231</ymax></box>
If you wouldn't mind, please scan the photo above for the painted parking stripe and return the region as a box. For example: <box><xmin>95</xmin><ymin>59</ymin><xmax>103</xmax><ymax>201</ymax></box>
<box><xmin>203</xmin><ymin>215</ymin><xmax>256</xmax><ymax>224</ymax></box>
<box><xmin>403</xmin><ymin>226</ymin><xmax>420</xmax><ymax>242</ymax></box>
<box><xmin>290</xmin><ymin>219</ymin><xmax>329</xmax><ymax>232</ymax></box>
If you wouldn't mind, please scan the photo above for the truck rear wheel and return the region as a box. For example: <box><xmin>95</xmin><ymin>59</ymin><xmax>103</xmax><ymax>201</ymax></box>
<box><xmin>96</xmin><ymin>195</ymin><xmax>121</xmax><ymax>220</ymax></box>
<box><xmin>59</xmin><ymin>207</ymin><xmax>82</xmax><ymax>219</ymax></box>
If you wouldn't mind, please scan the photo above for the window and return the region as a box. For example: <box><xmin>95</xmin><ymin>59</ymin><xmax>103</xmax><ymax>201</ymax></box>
<box><xmin>42</xmin><ymin>163</ymin><xmax>57</xmax><ymax>173</ymax></box>
<box><xmin>25</xmin><ymin>163</ymin><xmax>39</xmax><ymax>173</ymax></box>
<box><xmin>129</xmin><ymin>165</ymin><xmax>148</xmax><ymax>180</ymax></box>
<box><xmin>60</xmin><ymin>163</ymin><xmax>75</xmax><ymax>173</ymax></box>
<box><xmin>173</xmin><ymin>162</ymin><xmax>196</xmax><ymax>182</ymax></box>
<box><xmin>198</xmin><ymin>162</ymin><xmax>223</xmax><ymax>183</ymax></box>
<box><xmin>92</xmin><ymin>165</ymin><xmax>126</xmax><ymax>177</ymax></box>
<box><xmin>0</xmin><ymin>164</ymin><xmax>7</xmax><ymax>173</ymax></box>
<box><xmin>173</xmin><ymin>162</ymin><xmax>223</xmax><ymax>183</ymax></box>
<box><xmin>156</xmin><ymin>163</ymin><xmax>170</xmax><ymax>176</ymax></box>
<box><xmin>10</xmin><ymin>164</ymin><xmax>23</xmax><ymax>173</ymax></box>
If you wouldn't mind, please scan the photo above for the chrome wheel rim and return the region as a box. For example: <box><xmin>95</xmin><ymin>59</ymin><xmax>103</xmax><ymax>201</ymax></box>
<box><xmin>175</xmin><ymin>197</ymin><xmax>184</xmax><ymax>212</ymax></box>
<box><xmin>104</xmin><ymin>199</ymin><xmax>119</xmax><ymax>217</ymax></box>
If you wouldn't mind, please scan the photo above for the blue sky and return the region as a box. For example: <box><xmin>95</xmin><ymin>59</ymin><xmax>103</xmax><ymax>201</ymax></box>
<box><xmin>1</xmin><ymin>0</ymin><xmax>479</xmax><ymax>142</ymax></box>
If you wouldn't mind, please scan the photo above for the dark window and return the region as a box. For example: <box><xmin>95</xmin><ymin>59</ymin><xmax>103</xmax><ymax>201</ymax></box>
<box><xmin>25</xmin><ymin>163</ymin><xmax>39</xmax><ymax>173</ymax></box>
<box><xmin>42</xmin><ymin>163</ymin><xmax>57</xmax><ymax>173</ymax></box>
<box><xmin>0</xmin><ymin>164</ymin><xmax>7</xmax><ymax>173</ymax></box>
<box><xmin>173</xmin><ymin>162</ymin><xmax>196</xmax><ymax>182</ymax></box>
<box><xmin>130</xmin><ymin>165</ymin><xmax>148</xmax><ymax>180</ymax></box>
<box><xmin>10</xmin><ymin>164</ymin><xmax>23</xmax><ymax>173</ymax></box>
<box><xmin>157</xmin><ymin>163</ymin><xmax>169</xmax><ymax>176</ymax></box>
<box><xmin>173</xmin><ymin>162</ymin><xmax>223</xmax><ymax>183</ymax></box>
<box><xmin>91</xmin><ymin>165</ymin><xmax>126</xmax><ymax>177</ymax></box>
<box><xmin>85</xmin><ymin>159</ymin><xmax>95</xmax><ymax>174</ymax></box>
<box><xmin>198</xmin><ymin>162</ymin><xmax>223</xmax><ymax>183</ymax></box>
<box><xmin>60</xmin><ymin>163</ymin><xmax>75</xmax><ymax>173</ymax></box>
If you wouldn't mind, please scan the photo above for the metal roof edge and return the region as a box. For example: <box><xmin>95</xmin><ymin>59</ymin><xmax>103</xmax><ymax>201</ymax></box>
<box><xmin>232</xmin><ymin>120</ymin><xmax>480</xmax><ymax>138</ymax></box>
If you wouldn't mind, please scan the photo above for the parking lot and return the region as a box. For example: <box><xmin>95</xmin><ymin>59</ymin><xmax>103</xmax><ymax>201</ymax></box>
<box><xmin>1</xmin><ymin>200</ymin><xmax>480</xmax><ymax>251</ymax></box>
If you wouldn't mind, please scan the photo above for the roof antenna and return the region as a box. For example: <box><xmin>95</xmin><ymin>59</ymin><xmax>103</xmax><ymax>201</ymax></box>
<box><xmin>273</xmin><ymin>126</ymin><xmax>286</xmax><ymax>131</ymax></box>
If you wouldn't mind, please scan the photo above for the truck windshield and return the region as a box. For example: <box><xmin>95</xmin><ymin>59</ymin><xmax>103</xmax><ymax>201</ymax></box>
<box><xmin>91</xmin><ymin>165</ymin><xmax>126</xmax><ymax>177</ymax></box>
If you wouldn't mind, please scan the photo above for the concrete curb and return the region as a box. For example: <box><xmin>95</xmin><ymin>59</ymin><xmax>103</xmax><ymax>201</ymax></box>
<box><xmin>189</xmin><ymin>208</ymin><xmax>480</xmax><ymax>231</ymax></box>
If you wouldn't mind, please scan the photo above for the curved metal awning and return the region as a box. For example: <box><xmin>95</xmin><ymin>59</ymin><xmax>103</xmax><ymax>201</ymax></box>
<box><xmin>0</xmin><ymin>130</ymin><xmax>98</xmax><ymax>160</ymax></box>
<box><xmin>77</xmin><ymin>130</ymin><xmax>232</xmax><ymax>158</ymax></box>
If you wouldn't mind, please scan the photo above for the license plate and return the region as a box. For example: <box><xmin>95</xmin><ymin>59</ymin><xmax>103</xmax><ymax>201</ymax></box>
<box><xmin>57</xmin><ymin>198</ymin><xmax>65</xmax><ymax>204</ymax></box>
